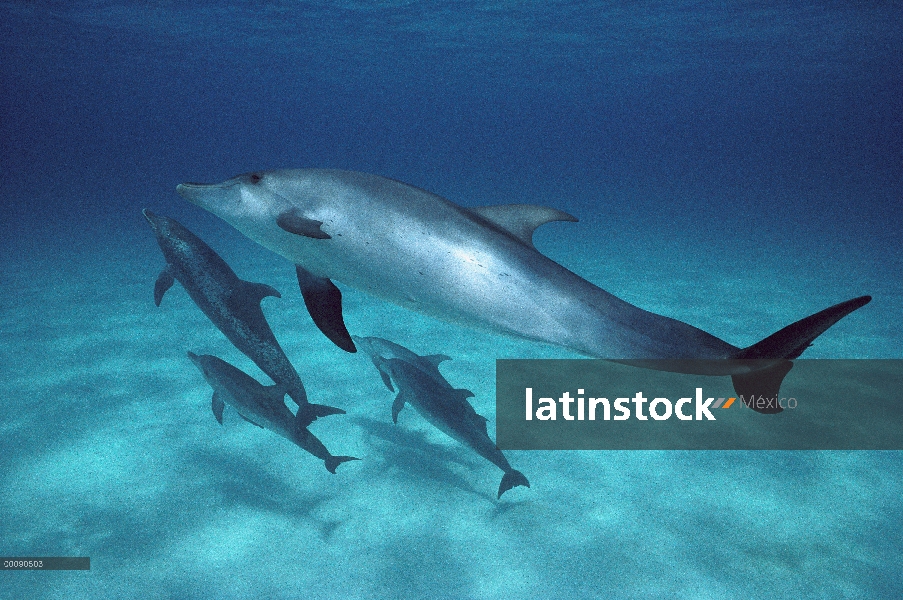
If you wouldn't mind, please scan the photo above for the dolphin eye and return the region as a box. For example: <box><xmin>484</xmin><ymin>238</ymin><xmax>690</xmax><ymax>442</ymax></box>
<box><xmin>249</xmin><ymin>173</ymin><xmax>262</xmax><ymax>184</ymax></box>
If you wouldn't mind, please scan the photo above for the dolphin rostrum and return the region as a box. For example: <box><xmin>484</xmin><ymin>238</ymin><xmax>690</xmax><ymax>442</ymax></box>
<box><xmin>143</xmin><ymin>209</ymin><xmax>344</xmax><ymax>425</ymax></box>
<box><xmin>176</xmin><ymin>170</ymin><xmax>871</xmax><ymax>409</ymax></box>
<box><xmin>356</xmin><ymin>339</ymin><xmax>529</xmax><ymax>498</ymax></box>
<box><xmin>187</xmin><ymin>352</ymin><xmax>358</xmax><ymax>473</ymax></box>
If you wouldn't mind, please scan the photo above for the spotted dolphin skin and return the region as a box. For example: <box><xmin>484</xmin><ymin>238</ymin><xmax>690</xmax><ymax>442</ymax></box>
<box><xmin>176</xmin><ymin>170</ymin><xmax>871</xmax><ymax>408</ymax></box>
<box><xmin>187</xmin><ymin>352</ymin><xmax>358</xmax><ymax>473</ymax></box>
<box><xmin>143</xmin><ymin>209</ymin><xmax>344</xmax><ymax>425</ymax></box>
<box><xmin>356</xmin><ymin>341</ymin><xmax>529</xmax><ymax>499</ymax></box>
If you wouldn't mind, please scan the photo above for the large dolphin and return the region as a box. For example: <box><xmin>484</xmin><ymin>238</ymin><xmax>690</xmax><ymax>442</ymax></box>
<box><xmin>356</xmin><ymin>341</ymin><xmax>529</xmax><ymax>499</ymax></box>
<box><xmin>176</xmin><ymin>170</ymin><xmax>871</xmax><ymax>408</ymax></box>
<box><xmin>143</xmin><ymin>209</ymin><xmax>344</xmax><ymax>425</ymax></box>
<box><xmin>187</xmin><ymin>352</ymin><xmax>358</xmax><ymax>473</ymax></box>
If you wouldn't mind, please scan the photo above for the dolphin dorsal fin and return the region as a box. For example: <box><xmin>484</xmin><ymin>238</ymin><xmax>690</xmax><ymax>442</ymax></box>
<box><xmin>423</xmin><ymin>354</ymin><xmax>452</xmax><ymax>367</ymax></box>
<box><xmin>267</xmin><ymin>383</ymin><xmax>291</xmax><ymax>403</ymax></box>
<box><xmin>475</xmin><ymin>413</ymin><xmax>489</xmax><ymax>434</ymax></box>
<box><xmin>242</xmin><ymin>281</ymin><xmax>282</xmax><ymax>303</ymax></box>
<box><xmin>453</xmin><ymin>388</ymin><xmax>476</xmax><ymax>400</ymax></box>
<box><xmin>468</xmin><ymin>204</ymin><xmax>578</xmax><ymax>249</ymax></box>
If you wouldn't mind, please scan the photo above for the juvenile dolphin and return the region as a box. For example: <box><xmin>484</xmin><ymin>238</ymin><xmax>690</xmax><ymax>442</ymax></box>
<box><xmin>187</xmin><ymin>352</ymin><xmax>358</xmax><ymax>473</ymax></box>
<box><xmin>176</xmin><ymin>170</ymin><xmax>871</xmax><ymax>407</ymax></box>
<box><xmin>143</xmin><ymin>209</ymin><xmax>343</xmax><ymax>425</ymax></box>
<box><xmin>357</xmin><ymin>342</ymin><xmax>529</xmax><ymax>499</ymax></box>
<box><xmin>351</xmin><ymin>335</ymin><xmax>451</xmax><ymax>391</ymax></box>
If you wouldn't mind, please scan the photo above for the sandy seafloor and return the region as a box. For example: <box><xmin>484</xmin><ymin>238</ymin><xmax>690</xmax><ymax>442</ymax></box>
<box><xmin>2</xmin><ymin>1</ymin><xmax>902</xmax><ymax>598</ymax></box>
<box><xmin>1</xmin><ymin>180</ymin><xmax>901</xmax><ymax>598</ymax></box>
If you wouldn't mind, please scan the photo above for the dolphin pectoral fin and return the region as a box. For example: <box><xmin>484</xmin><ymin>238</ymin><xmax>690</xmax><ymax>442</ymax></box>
<box><xmin>154</xmin><ymin>267</ymin><xmax>175</xmax><ymax>306</ymax></box>
<box><xmin>391</xmin><ymin>393</ymin><xmax>407</xmax><ymax>424</ymax></box>
<box><xmin>468</xmin><ymin>204</ymin><xmax>578</xmax><ymax>250</ymax></box>
<box><xmin>277</xmin><ymin>209</ymin><xmax>331</xmax><ymax>239</ymax></box>
<box><xmin>453</xmin><ymin>388</ymin><xmax>476</xmax><ymax>400</ymax></box>
<box><xmin>498</xmin><ymin>469</ymin><xmax>530</xmax><ymax>499</ymax></box>
<box><xmin>371</xmin><ymin>355</ymin><xmax>395</xmax><ymax>391</ymax></box>
<box><xmin>239</xmin><ymin>414</ymin><xmax>265</xmax><ymax>428</ymax></box>
<box><xmin>211</xmin><ymin>392</ymin><xmax>225</xmax><ymax>425</ymax></box>
<box><xmin>376</xmin><ymin>362</ymin><xmax>395</xmax><ymax>392</ymax></box>
<box><xmin>295</xmin><ymin>265</ymin><xmax>356</xmax><ymax>353</ymax></box>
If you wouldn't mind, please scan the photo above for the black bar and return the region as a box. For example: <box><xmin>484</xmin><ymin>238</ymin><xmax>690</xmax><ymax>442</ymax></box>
<box><xmin>1</xmin><ymin>557</ymin><xmax>90</xmax><ymax>570</ymax></box>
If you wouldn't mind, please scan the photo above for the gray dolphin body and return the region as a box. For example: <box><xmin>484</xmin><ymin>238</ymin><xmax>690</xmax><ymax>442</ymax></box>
<box><xmin>143</xmin><ymin>209</ymin><xmax>343</xmax><ymax>424</ymax></box>
<box><xmin>356</xmin><ymin>341</ymin><xmax>529</xmax><ymax>499</ymax></box>
<box><xmin>351</xmin><ymin>335</ymin><xmax>451</xmax><ymax>391</ymax></box>
<box><xmin>176</xmin><ymin>170</ymin><xmax>871</xmax><ymax>410</ymax></box>
<box><xmin>187</xmin><ymin>352</ymin><xmax>358</xmax><ymax>473</ymax></box>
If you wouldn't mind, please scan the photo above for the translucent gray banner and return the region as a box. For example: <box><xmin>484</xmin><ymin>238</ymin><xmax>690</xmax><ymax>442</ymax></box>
<box><xmin>495</xmin><ymin>360</ymin><xmax>903</xmax><ymax>450</ymax></box>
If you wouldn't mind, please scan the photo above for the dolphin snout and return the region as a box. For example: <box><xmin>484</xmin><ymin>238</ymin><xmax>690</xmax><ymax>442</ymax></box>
<box><xmin>142</xmin><ymin>208</ymin><xmax>161</xmax><ymax>229</ymax></box>
<box><xmin>175</xmin><ymin>182</ymin><xmax>211</xmax><ymax>204</ymax></box>
<box><xmin>177</xmin><ymin>178</ymin><xmax>238</xmax><ymax>200</ymax></box>
<box><xmin>187</xmin><ymin>352</ymin><xmax>211</xmax><ymax>378</ymax></box>
<box><xmin>175</xmin><ymin>183</ymin><xmax>195</xmax><ymax>201</ymax></box>
<box><xmin>186</xmin><ymin>352</ymin><xmax>206</xmax><ymax>373</ymax></box>
<box><xmin>350</xmin><ymin>335</ymin><xmax>374</xmax><ymax>357</ymax></box>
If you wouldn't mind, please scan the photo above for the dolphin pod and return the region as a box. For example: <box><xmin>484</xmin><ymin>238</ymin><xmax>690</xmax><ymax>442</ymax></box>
<box><xmin>355</xmin><ymin>336</ymin><xmax>529</xmax><ymax>499</ymax></box>
<box><xmin>143</xmin><ymin>209</ymin><xmax>344</xmax><ymax>426</ymax></box>
<box><xmin>175</xmin><ymin>169</ymin><xmax>871</xmax><ymax>406</ymax></box>
<box><xmin>187</xmin><ymin>352</ymin><xmax>358</xmax><ymax>473</ymax></box>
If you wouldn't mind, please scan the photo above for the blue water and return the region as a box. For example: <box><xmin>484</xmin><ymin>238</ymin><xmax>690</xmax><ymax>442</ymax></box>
<box><xmin>1</xmin><ymin>2</ymin><xmax>901</xmax><ymax>598</ymax></box>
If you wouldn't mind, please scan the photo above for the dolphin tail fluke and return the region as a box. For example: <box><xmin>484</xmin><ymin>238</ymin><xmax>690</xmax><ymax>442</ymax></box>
<box><xmin>730</xmin><ymin>295</ymin><xmax>871</xmax><ymax>414</ymax></box>
<box><xmin>295</xmin><ymin>402</ymin><xmax>347</xmax><ymax>428</ymax></box>
<box><xmin>735</xmin><ymin>296</ymin><xmax>871</xmax><ymax>361</ymax></box>
<box><xmin>311</xmin><ymin>403</ymin><xmax>346</xmax><ymax>418</ymax></box>
<box><xmin>730</xmin><ymin>361</ymin><xmax>794</xmax><ymax>414</ymax></box>
<box><xmin>498</xmin><ymin>469</ymin><xmax>530</xmax><ymax>499</ymax></box>
<box><xmin>325</xmin><ymin>455</ymin><xmax>360</xmax><ymax>474</ymax></box>
<box><xmin>291</xmin><ymin>421</ymin><xmax>358</xmax><ymax>472</ymax></box>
